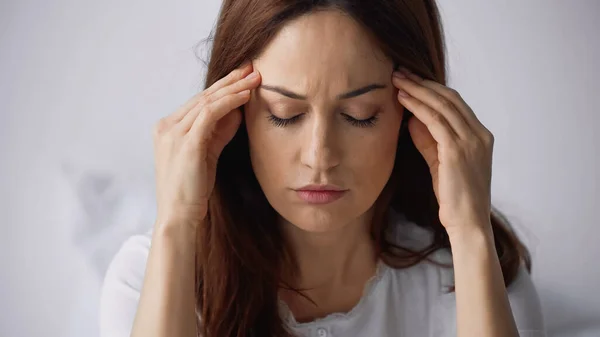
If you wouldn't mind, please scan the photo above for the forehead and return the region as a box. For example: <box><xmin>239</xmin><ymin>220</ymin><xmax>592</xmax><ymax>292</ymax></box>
<box><xmin>253</xmin><ymin>10</ymin><xmax>393</xmax><ymax>100</ymax></box>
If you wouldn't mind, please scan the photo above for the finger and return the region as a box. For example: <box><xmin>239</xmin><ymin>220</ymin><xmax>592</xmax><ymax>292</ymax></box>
<box><xmin>167</xmin><ymin>62</ymin><xmax>253</xmax><ymax>125</ymax></box>
<box><xmin>204</xmin><ymin>61</ymin><xmax>253</xmax><ymax>97</ymax></box>
<box><xmin>189</xmin><ymin>89</ymin><xmax>250</xmax><ymax>144</ymax></box>
<box><xmin>207</xmin><ymin>107</ymin><xmax>243</xmax><ymax>157</ymax></box>
<box><xmin>430</xmin><ymin>85</ymin><xmax>491</xmax><ymax>142</ymax></box>
<box><xmin>209</xmin><ymin>69</ymin><xmax>261</xmax><ymax>104</ymax></box>
<box><xmin>177</xmin><ymin>70</ymin><xmax>259</xmax><ymax>133</ymax></box>
<box><xmin>393</xmin><ymin>72</ymin><xmax>471</xmax><ymax>140</ymax></box>
<box><xmin>167</xmin><ymin>91</ymin><xmax>205</xmax><ymax>125</ymax></box>
<box><xmin>407</xmin><ymin>116</ymin><xmax>439</xmax><ymax>169</ymax></box>
<box><xmin>396</xmin><ymin>89</ymin><xmax>456</xmax><ymax>147</ymax></box>
<box><xmin>396</xmin><ymin>68</ymin><xmax>489</xmax><ymax>140</ymax></box>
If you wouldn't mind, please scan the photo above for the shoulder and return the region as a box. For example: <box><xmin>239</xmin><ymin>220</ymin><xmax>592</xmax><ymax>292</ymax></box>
<box><xmin>102</xmin><ymin>230</ymin><xmax>152</xmax><ymax>293</ymax></box>
<box><xmin>99</xmin><ymin>230</ymin><xmax>153</xmax><ymax>337</ymax></box>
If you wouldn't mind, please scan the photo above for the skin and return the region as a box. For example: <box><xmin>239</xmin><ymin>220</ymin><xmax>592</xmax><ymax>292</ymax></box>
<box><xmin>244</xmin><ymin>11</ymin><xmax>403</xmax><ymax>320</ymax></box>
<box><xmin>132</xmin><ymin>8</ymin><xmax>521</xmax><ymax>337</ymax></box>
<box><xmin>246</xmin><ymin>9</ymin><xmax>520</xmax><ymax>336</ymax></box>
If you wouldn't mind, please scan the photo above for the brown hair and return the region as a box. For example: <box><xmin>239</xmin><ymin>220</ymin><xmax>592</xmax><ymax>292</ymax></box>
<box><xmin>195</xmin><ymin>1</ymin><xmax>531</xmax><ymax>336</ymax></box>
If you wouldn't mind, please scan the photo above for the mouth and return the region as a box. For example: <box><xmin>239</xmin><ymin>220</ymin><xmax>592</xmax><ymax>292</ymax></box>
<box><xmin>296</xmin><ymin>184</ymin><xmax>346</xmax><ymax>191</ymax></box>
<box><xmin>294</xmin><ymin>184</ymin><xmax>348</xmax><ymax>204</ymax></box>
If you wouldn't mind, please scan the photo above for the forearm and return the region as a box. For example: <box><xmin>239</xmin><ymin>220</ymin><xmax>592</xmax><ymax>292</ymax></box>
<box><xmin>131</xmin><ymin>222</ymin><xmax>198</xmax><ymax>337</ymax></box>
<box><xmin>449</xmin><ymin>227</ymin><xmax>519</xmax><ymax>337</ymax></box>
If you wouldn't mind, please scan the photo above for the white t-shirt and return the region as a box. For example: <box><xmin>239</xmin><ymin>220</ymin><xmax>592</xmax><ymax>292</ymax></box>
<box><xmin>99</xmin><ymin>210</ymin><xmax>547</xmax><ymax>337</ymax></box>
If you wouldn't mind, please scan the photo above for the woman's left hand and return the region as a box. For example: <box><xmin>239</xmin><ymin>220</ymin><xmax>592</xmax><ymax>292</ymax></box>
<box><xmin>391</xmin><ymin>67</ymin><xmax>494</xmax><ymax>239</ymax></box>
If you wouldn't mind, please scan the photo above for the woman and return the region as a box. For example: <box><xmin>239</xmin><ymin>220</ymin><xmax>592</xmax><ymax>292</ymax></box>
<box><xmin>100</xmin><ymin>1</ymin><xmax>546</xmax><ymax>336</ymax></box>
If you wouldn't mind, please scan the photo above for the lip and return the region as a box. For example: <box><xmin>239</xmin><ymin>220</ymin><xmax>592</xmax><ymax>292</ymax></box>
<box><xmin>296</xmin><ymin>184</ymin><xmax>347</xmax><ymax>192</ymax></box>
<box><xmin>294</xmin><ymin>185</ymin><xmax>348</xmax><ymax>204</ymax></box>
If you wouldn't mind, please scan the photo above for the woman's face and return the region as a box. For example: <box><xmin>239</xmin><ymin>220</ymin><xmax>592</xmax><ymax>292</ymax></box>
<box><xmin>244</xmin><ymin>10</ymin><xmax>404</xmax><ymax>233</ymax></box>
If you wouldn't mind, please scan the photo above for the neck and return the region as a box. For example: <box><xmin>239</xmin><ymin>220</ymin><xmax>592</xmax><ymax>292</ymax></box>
<box><xmin>280</xmin><ymin>208</ymin><xmax>378</xmax><ymax>290</ymax></box>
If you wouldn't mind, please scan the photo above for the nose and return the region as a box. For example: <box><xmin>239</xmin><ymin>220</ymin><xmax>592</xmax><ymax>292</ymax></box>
<box><xmin>300</xmin><ymin>113</ymin><xmax>341</xmax><ymax>171</ymax></box>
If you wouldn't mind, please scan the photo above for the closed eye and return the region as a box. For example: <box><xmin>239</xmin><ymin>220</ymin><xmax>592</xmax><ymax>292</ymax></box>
<box><xmin>341</xmin><ymin>113</ymin><xmax>380</xmax><ymax>128</ymax></box>
<box><xmin>266</xmin><ymin>113</ymin><xmax>303</xmax><ymax>127</ymax></box>
<box><xmin>266</xmin><ymin>110</ymin><xmax>381</xmax><ymax>128</ymax></box>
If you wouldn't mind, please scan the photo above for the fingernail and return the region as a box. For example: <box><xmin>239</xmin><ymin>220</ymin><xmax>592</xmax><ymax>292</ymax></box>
<box><xmin>398</xmin><ymin>89</ymin><xmax>409</xmax><ymax>98</ymax></box>
<box><xmin>394</xmin><ymin>71</ymin><xmax>406</xmax><ymax>79</ymax></box>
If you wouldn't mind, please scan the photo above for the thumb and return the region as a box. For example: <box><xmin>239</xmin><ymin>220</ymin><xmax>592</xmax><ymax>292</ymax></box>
<box><xmin>211</xmin><ymin>108</ymin><xmax>242</xmax><ymax>156</ymax></box>
<box><xmin>407</xmin><ymin>116</ymin><xmax>438</xmax><ymax>170</ymax></box>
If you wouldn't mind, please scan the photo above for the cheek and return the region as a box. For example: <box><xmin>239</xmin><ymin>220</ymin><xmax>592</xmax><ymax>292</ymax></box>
<box><xmin>245</xmin><ymin>112</ymin><xmax>291</xmax><ymax>188</ymax></box>
<box><xmin>352</xmin><ymin>133</ymin><xmax>397</xmax><ymax>180</ymax></box>
<box><xmin>348</xmin><ymin>117</ymin><xmax>400</xmax><ymax>191</ymax></box>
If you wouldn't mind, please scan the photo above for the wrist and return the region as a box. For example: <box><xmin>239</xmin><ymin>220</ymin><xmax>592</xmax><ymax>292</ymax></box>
<box><xmin>448</xmin><ymin>225</ymin><xmax>496</xmax><ymax>258</ymax></box>
<box><xmin>446</xmin><ymin>218</ymin><xmax>494</xmax><ymax>242</ymax></box>
<box><xmin>153</xmin><ymin>217</ymin><xmax>201</xmax><ymax>247</ymax></box>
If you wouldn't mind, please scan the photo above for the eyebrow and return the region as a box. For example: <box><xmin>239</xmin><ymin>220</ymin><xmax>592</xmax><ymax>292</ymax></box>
<box><xmin>259</xmin><ymin>83</ymin><xmax>387</xmax><ymax>100</ymax></box>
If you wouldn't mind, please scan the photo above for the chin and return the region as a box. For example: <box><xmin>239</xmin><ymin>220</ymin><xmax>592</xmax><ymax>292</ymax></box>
<box><xmin>278</xmin><ymin>204</ymin><xmax>358</xmax><ymax>233</ymax></box>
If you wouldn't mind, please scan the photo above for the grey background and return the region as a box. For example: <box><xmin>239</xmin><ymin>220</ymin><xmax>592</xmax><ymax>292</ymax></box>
<box><xmin>1</xmin><ymin>0</ymin><xmax>598</xmax><ymax>336</ymax></box>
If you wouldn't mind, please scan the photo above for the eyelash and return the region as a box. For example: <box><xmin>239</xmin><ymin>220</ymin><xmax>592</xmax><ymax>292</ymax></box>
<box><xmin>267</xmin><ymin>114</ymin><xmax>302</xmax><ymax>127</ymax></box>
<box><xmin>267</xmin><ymin>111</ymin><xmax>380</xmax><ymax>128</ymax></box>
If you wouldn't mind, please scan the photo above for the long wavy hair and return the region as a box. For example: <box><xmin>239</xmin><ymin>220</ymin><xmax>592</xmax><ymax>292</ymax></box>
<box><xmin>195</xmin><ymin>1</ymin><xmax>531</xmax><ymax>336</ymax></box>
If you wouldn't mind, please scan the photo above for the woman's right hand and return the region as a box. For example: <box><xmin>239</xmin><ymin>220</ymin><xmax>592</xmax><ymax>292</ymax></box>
<box><xmin>152</xmin><ymin>62</ymin><xmax>261</xmax><ymax>230</ymax></box>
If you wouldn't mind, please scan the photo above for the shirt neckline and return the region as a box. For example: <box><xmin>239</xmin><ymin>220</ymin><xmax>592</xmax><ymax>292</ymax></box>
<box><xmin>278</xmin><ymin>259</ymin><xmax>391</xmax><ymax>328</ymax></box>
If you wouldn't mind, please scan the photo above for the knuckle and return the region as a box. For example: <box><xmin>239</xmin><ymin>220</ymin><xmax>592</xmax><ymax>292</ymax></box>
<box><xmin>431</xmin><ymin>110</ymin><xmax>445</xmax><ymax>124</ymax></box>
<box><xmin>202</xmin><ymin>92</ymin><xmax>212</xmax><ymax>104</ymax></box>
<box><xmin>438</xmin><ymin>97</ymin><xmax>454</xmax><ymax>110</ymax></box>
<box><xmin>197</xmin><ymin>104</ymin><xmax>214</xmax><ymax>118</ymax></box>
<box><xmin>202</xmin><ymin>103</ymin><xmax>214</xmax><ymax>116</ymax></box>
<box><xmin>468</xmin><ymin>137</ymin><xmax>489</xmax><ymax>156</ymax></box>
<box><xmin>483</xmin><ymin>131</ymin><xmax>495</xmax><ymax>146</ymax></box>
<box><xmin>447</xmin><ymin>88</ymin><xmax>461</xmax><ymax>99</ymax></box>
<box><xmin>153</xmin><ymin>118</ymin><xmax>169</xmax><ymax>136</ymax></box>
<box><xmin>471</xmin><ymin>139</ymin><xmax>485</xmax><ymax>152</ymax></box>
